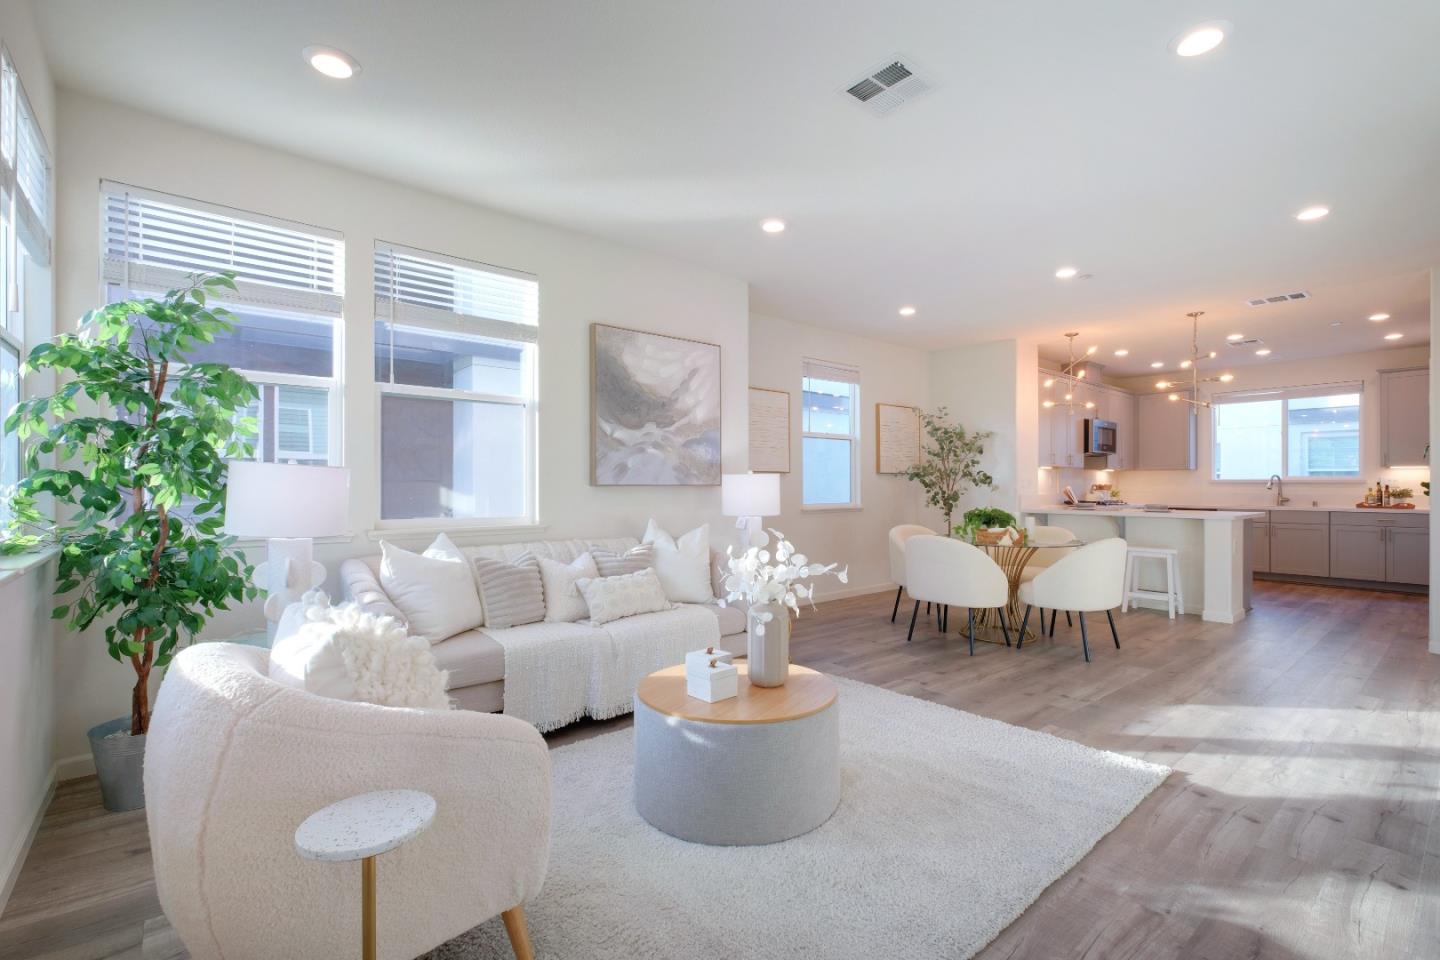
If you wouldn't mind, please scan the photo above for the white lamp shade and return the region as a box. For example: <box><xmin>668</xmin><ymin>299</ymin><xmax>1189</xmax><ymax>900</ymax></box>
<box><xmin>223</xmin><ymin>461</ymin><xmax>351</xmax><ymax>539</ymax></box>
<box><xmin>721</xmin><ymin>473</ymin><xmax>781</xmax><ymax>518</ymax></box>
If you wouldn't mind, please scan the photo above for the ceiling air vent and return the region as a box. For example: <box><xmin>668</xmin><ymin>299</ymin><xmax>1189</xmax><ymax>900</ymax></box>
<box><xmin>1246</xmin><ymin>291</ymin><xmax>1310</xmax><ymax>308</ymax></box>
<box><xmin>842</xmin><ymin>56</ymin><xmax>933</xmax><ymax>117</ymax></box>
<box><xmin>1227</xmin><ymin>337</ymin><xmax>1264</xmax><ymax>348</ymax></box>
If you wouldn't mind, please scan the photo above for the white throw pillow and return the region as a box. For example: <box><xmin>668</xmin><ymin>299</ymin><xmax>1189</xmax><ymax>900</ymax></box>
<box><xmin>576</xmin><ymin>568</ymin><xmax>673</xmax><ymax>625</ymax></box>
<box><xmin>424</xmin><ymin>532</ymin><xmax>484</xmax><ymax>622</ymax></box>
<box><xmin>642</xmin><ymin>519</ymin><xmax>713</xmax><ymax>603</ymax></box>
<box><xmin>379</xmin><ymin>540</ymin><xmax>485</xmax><ymax>643</ymax></box>
<box><xmin>538</xmin><ymin>553</ymin><xmax>600</xmax><ymax>623</ymax></box>
<box><xmin>269</xmin><ymin>591</ymin><xmax>451</xmax><ymax>709</ymax></box>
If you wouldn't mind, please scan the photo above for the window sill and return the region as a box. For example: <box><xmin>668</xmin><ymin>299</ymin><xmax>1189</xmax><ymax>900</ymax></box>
<box><xmin>366</xmin><ymin>522</ymin><xmax>549</xmax><ymax>544</ymax></box>
<box><xmin>0</xmin><ymin>546</ymin><xmax>59</xmax><ymax>587</ymax></box>
<box><xmin>800</xmin><ymin>504</ymin><xmax>863</xmax><ymax>513</ymax></box>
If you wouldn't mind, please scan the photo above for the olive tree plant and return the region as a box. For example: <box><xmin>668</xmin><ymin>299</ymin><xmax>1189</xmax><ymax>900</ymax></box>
<box><xmin>1</xmin><ymin>273</ymin><xmax>259</xmax><ymax>736</ymax></box>
<box><xmin>904</xmin><ymin>406</ymin><xmax>995</xmax><ymax>533</ymax></box>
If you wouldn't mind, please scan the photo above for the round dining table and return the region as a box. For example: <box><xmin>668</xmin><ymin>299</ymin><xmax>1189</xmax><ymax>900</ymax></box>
<box><xmin>954</xmin><ymin>531</ymin><xmax>1084</xmax><ymax>642</ymax></box>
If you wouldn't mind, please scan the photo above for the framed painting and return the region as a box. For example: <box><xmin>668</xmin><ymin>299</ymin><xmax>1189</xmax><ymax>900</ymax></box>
<box><xmin>591</xmin><ymin>323</ymin><xmax>722</xmax><ymax>485</ymax></box>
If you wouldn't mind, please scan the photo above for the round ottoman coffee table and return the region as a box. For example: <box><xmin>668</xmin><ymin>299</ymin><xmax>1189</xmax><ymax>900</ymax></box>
<box><xmin>633</xmin><ymin>662</ymin><xmax>840</xmax><ymax>846</ymax></box>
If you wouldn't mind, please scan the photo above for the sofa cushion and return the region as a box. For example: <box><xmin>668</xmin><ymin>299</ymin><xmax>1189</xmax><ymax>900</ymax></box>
<box><xmin>577</xmin><ymin>568</ymin><xmax>672</xmax><ymax>625</ymax></box>
<box><xmin>380</xmin><ymin>540</ymin><xmax>484</xmax><ymax>643</ymax></box>
<box><xmin>472</xmin><ymin>553</ymin><xmax>546</xmax><ymax>629</ymax></box>
<box><xmin>707</xmin><ymin>600</ymin><xmax>747</xmax><ymax>638</ymax></box>
<box><xmin>430</xmin><ymin>628</ymin><xmax>507</xmax><ymax>690</ymax></box>
<box><xmin>539</xmin><ymin>553</ymin><xmax>599</xmax><ymax>622</ymax></box>
<box><xmin>589</xmin><ymin>543</ymin><xmax>656</xmax><ymax>578</ymax></box>
<box><xmin>642</xmin><ymin>519</ymin><xmax>712</xmax><ymax>603</ymax></box>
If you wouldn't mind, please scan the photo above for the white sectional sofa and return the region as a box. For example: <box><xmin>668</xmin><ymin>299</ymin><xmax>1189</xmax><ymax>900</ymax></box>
<box><xmin>340</xmin><ymin>536</ymin><xmax>745</xmax><ymax>731</ymax></box>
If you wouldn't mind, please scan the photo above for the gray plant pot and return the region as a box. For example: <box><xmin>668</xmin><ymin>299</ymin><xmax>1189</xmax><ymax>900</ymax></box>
<box><xmin>87</xmin><ymin>717</ymin><xmax>146</xmax><ymax>812</ymax></box>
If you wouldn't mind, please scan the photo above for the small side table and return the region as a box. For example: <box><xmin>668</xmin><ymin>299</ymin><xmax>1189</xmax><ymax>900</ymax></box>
<box><xmin>295</xmin><ymin>789</ymin><xmax>436</xmax><ymax>960</ymax></box>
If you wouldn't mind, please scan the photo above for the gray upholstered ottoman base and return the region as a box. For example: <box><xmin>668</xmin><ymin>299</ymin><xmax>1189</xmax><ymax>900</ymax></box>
<box><xmin>633</xmin><ymin>698</ymin><xmax>840</xmax><ymax>845</ymax></box>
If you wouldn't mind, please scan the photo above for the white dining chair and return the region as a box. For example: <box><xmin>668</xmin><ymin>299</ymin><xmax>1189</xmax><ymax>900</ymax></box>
<box><xmin>1016</xmin><ymin>538</ymin><xmax>1128</xmax><ymax>662</ymax></box>
<box><xmin>903</xmin><ymin>535</ymin><xmax>1011</xmax><ymax>655</ymax></box>
<box><xmin>887</xmin><ymin>524</ymin><xmax>934</xmax><ymax>623</ymax></box>
<box><xmin>1019</xmin><ymin>525</ymin><xmax>1078</xmax><ymax>581</ymax></box>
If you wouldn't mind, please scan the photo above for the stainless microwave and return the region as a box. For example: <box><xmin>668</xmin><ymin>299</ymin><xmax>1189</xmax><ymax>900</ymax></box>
<box><xmin>1084</xmin><ymin>418</ymin><xmax>1117</xmax><ymax>456</ymax></box>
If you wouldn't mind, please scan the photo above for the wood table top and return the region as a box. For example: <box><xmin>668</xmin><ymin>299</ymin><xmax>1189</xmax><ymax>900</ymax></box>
<box><xmin>636</xmin><ymin>663</ymin><xmax>837</xmax><ymax>725</ymax></box>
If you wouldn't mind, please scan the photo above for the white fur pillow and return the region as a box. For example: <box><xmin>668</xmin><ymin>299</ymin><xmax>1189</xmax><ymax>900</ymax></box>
<box><xmin>642</xmin><ymin>519</ymin><xmax>713</xmax><ymax>603</ymax></box>
<box><xmin>380</xmin><ymin>539</ymin><xmax>484</xmax><ymax>643</ymax></box>
<box><xmin>270</xmin><ymin>590</ymin><xmax>451</xmax><ymax>710</ymax></box>
<box><xmin>576</xmin><ymin>568</ymin><xmax>672</xmax><ymax>625</ymax></box>
<box><xmin>538</xmin><ymin>552</ymin><xmax>599</xmax><ymax>622</ymax></box>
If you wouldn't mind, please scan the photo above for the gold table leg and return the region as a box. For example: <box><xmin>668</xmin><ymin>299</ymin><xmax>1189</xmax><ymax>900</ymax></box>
<box><xmin>362</xmin><ymin>855</ymin><xmax>376</xmax><ymax>960</ymax></box>
<box><xmin>973</xmin><ymin>544</ymin><xmax>1040</xmax><ymax>643</ymax></box>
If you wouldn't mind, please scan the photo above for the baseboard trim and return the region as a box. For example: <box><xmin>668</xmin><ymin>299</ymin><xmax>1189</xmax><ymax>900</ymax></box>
<box><xmin>0</xmin><ymin>762</ymin><xmax>58</xmax><ymax>917</ymax></box>
<box><xmin>56</xmin><ymin>751</ymin><xmax>95</xmax><ymax>783</ymax></box>
<box><xmin>811</xmin><ymin>582</ymin><xmax>895</xmax><ymax>603</ymax></box>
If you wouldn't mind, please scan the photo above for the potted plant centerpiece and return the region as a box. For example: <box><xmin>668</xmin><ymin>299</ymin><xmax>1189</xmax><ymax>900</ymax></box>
<box><xmin>719</xmin><ymin>531</ymin><xmax>847</xmax><ymax>687</ymax></box>
<box><xmin>1</xmin><ymin>274</ymin><xmax>260</xmax><ymax>811</ymax></box>
<box><xmin>904</xmin><ymin>407</ymin><xmax>995</xmax><ymax>534</ymax></box>
<box><xmin>959</xmin><ymin>506</ymin><xmax>1018</xmax><ymax>543</ymax></box>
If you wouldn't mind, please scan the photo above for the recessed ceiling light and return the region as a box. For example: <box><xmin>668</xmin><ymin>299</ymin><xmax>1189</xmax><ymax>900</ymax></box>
<box><xmin>1226</xmin><ymin>333</ymin><xmax>1244</xmax><ymax>341</ymax></box>
<box><xmin>1150</xmin><ymin>361</ymin><xmax>1164</xmax><ymax>369</ymax></box>
<box><xmin>1173</xmin><ymin>22</ymin><xmax>1228</xmax><ymax>58</ymax></box>
<box><xmin>1114</xmin><ymin>348</ymin><xmax>1129</xmax><ymax>357</ymax></box>
<box><xmin>1368</xmin><ymin>313</ymin><xmax>1390</xmax><ymax>322</ymax></box>
<box><xmin>898</xmin><ymin>305</ymin><xmax>916</xmax><ymax>317</ymax></box>
<box><xmin>1385</xmin><ymin>332</ymin><xmax>1404</xmax><ymax>340</ymax></box>
<box><xmin>1295</xmin><ymin>205</ymin><xmax>1330</xmax><ymax>222</ymax></box>
<box><xmin>1219</xmin><ymin>373</ymin><xmax>1235</xmax><ymax>382</ymax></box>
<box><xmin>303</xmin><ymin>45</ymin><xmax>360</xmax><ymax>79</ymax></box>
<box><xmin>760</xmin><ymin>218</ymin><xmax>787</xmax><ymax>234</ymax></box>
<box><xmin>1054</xmin><ymin>266</ymin><xmax>1079</xmax><ymax>280</ymax></box>
<box><xmin>1256</xmin><ymin>348</ymin><xmax>1272</xmax><ymax>356</ymax></box>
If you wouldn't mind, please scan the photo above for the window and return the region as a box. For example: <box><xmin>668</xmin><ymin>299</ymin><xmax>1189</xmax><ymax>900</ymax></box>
<box><xmin>101</xmin><ymin>183</ymin><xmax>344</xmax><ymax>465</ymax></box>
<box><xmin>0</xmin><ymin>48</ymin><xmax>50</xmax><ymax>523</ymax></box>
<box><xmin>374</xmin><ymin>242</ymin><xmax>537</xmax><ymax>524</ymax></box>
<box><xmin>1212</xmin><ymin>385</ymin><xmax>1361</xmax><ymax>480</ymax></box>
<box><xmin>801</xmin><ymin>359</ymin><xmax>860</xmax><ymax>507</ymax></box>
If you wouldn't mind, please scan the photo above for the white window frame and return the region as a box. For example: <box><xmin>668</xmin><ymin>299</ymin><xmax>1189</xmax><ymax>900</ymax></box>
<box><xmin>1210</xmin><ymin>381</ymin><xmax>1364</xmax><ymax>483</ymax></box>
<box><xmin>373</xmin><ymin>241</ymin><xmax>538</xmax><ymax>530</ymax></box>
<box><xmin>801</xmin><ymin>359</ymin><xmax>862</xmax><ymax>511</ymax></box>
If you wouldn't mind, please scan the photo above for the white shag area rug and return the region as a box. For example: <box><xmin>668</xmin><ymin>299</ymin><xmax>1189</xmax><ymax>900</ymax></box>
<box><xmin>421</xmin><ymin>677</ymin><xmax>1169</xmax><ymax>960</ymax></box>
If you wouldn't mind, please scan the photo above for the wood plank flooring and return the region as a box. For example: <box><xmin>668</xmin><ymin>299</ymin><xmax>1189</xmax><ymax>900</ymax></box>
<box><xmin>1</xmin><ymin>580</ymin><xmax>1436</xmax><ymax>959</ymax></box>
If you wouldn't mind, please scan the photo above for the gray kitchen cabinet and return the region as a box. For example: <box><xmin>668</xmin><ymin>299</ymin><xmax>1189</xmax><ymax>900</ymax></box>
<box><xmin>1388</xmin><ymin>525</ymin><xmax>1429</xmax><ymax>585</ymax></box>
<box><xmin>1136</xmin><ymin>391</ymin><xmax>1197</xmax><ymax>470</ymax></box>
<box><xmin>1329</xmin><ymin>523</ymin><xmax>1387</xmax><ymax>581</ymax></box>
<box><xmin>1380</xmin><ymin>367</ymin><xmax>1429</xmax><ymax>468</ymax></box>
<box><xmin>1108</xmin><ymin>390</ymin><xmax>1137</xmax><ymax>470</ymax></box>
<box><xmin>1268</xmin><ymin>512</ymin><xmax>1330</xmax><ymax>577</ymax></box>
<box><xmin>1252</xmin><ymin>519</ymin><xmax>1271</xmax><ymax>573</ymax></box>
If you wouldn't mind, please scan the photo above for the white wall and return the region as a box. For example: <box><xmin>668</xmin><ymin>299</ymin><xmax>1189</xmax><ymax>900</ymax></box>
<box><xmin>1098</xmin><ymin>346</ymin><xmax>1430</xmax><ymax>508</ymax></box>
<box><xmin>926</xmin><ymin>339</ymin><xmax>1040</xmax><ymax>527</ymax></box>
<box><xmin>747</xmin><ymin>312</ymin><xmax>928</xmax><ymax>599</ymax></box>
<box><xmin>1430</xmin><ymin>269</ymin><xmax>1439</xmax><ymax>654</ymax></box>
<box><xmin>51</xmin><ymin>91</ymin><xmax>750</xmax><ymax>768</ymax></box>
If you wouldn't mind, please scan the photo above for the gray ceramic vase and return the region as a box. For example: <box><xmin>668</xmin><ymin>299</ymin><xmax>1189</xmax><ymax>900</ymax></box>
<box><xmin>746</xmin><ymin>602</ymin><xmax>792</xmax><ymax>687</ymax></box>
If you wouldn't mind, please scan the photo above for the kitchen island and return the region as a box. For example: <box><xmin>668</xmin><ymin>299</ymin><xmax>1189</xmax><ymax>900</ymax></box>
<box><xmin>1023</xmin><ymin>505</ymin><xmax>1265</xmax><ymax>623</ymax></box>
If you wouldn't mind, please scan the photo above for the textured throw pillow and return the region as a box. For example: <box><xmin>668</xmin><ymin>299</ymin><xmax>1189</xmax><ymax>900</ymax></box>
<box><xmin>269</xmin><ymin>590</ymin><xmax>451</xmax><ymax>710</ymax></box>
<box><xmin>379</xmin><ymin>540</ymin><xmax>485</xmax><ymax>643</ymax></box>
<box><xmin>589</xmin><ymin>543</ymin><xmax>655</xmax><ymax>578</ymax></box>
<box><xmin>576</xmin><ymin>568</ymin><xmax>672</xmax><ymax>625</ymax></box>
<box><xmin>471</xmin><ymin>553</ymin><xmax>546</xmax><ymax>629</ymax></box>
<box><xmin>642</xmin><ymin>519</ymin><xmax>713</xmax><ymax>603</ymax></box>
<box><xmin>539</xmin><ymin>553</ymin><xmax>600</xmax><ymax>623</ymax></box>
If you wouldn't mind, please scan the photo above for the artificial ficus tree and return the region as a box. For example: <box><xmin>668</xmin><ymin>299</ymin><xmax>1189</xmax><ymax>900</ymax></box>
<box><xmin>904</xmin><ymin>407</ymin><xmax>995</xmax><ymax>533</ymax></box>
<box><xmin>1</xmin><ymin>273</ymin><xmax>260</xmax><ymax>735</ymax></box>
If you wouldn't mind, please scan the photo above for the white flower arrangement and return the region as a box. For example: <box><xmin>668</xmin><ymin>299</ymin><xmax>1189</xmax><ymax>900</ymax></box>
<box><xmin>719</xmin><ymin>530</ymin><xmax>848</xmax><ymax>636</ymax></box>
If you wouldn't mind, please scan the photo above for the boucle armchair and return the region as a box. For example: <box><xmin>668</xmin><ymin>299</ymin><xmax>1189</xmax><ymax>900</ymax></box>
<box><xmin>144</xmin><ymin>643</ymin><xmax>550</xmax><ymax>960</ymax></box>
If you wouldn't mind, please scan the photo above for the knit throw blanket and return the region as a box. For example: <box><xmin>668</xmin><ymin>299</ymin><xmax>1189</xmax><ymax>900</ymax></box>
<box><xmin>483</xmin><ymin>605</ymin><xmax>721</xmax><ymax>732</ymax></box>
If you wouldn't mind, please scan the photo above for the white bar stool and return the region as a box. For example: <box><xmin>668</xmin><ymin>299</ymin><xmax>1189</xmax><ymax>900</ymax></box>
<box><xmin>1122</xmin><ymin>546</ymin><xmax>1184</xmax><ymax>618</ymax></box>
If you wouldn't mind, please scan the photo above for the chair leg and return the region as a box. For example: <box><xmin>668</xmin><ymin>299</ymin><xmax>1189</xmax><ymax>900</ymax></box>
<box><xmin>502</xmin><ymin>905</ymin><xmax>535</xmax><ymax>960</ymax></box>
<box><xmin>967</xmin><ymin>607</ymin><xmax>976</xmax><ymax>656</ymax></box>
<box><xmin>927</xmin><ymin>602</ymin><xmax>931</xmax><ymax>615</ymax></box>
<box><xmin>1018</xmin><ymin>605</ymin><xmax>1032</xmax><ymax>650</ymax></box>
<box><xmin>1078</xmin><ymin>611</ymin><xmax>1091</xmax><ymax>662</ymax></box>
<box><xmin>1107</xmin><ymin>608</ymin><xmax>1120</xmax><ymax>649</ymax></box>
<box><xmin>942</xmin><ymin>604</ymin><xmax>948</xmax><ymax>633</ymax></box>
<box><xmin>907</xmin><ymin>600</ymin><xmax>920</xmax><ymax>641</ymax></box>
<box><xmin>891</xmin><ymin>586</ymin><xmax>902</xmax><ymax>623</ymax></box>
<box><xmin>1066</xmin><ymin>610</ymin><xmax>1073</xmax><ymax>628</ymax></box>
<box><xmin>998</xmin><ymin>607</ymin><xmax>1012</xmax><ymax>647</ymax></box>
<box><xmin>1049</xmin><ymin>609</ymin><xmax>1057</xmax><ymax>637</ymax></box>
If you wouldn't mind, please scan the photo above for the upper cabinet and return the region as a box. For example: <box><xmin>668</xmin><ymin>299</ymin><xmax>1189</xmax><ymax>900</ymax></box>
<box><xmin>1037</xmin><ymin>370</ymin><xmax>1137</xmax><ymax>469</ymax></box>
<box><xmin>1379</xmin><ymin>367</ymin><xmax>1429</xmax><ymax>468</ymax></box>
<box><xmin>1135</xmin><ymin>391</ymin><xmax>1197</xmax><ymax>470</ymax></box>
<box><xmin>1107</xmin><ymin>390</ymin><xmax>1137</xmax><ymax>470</ymax></box>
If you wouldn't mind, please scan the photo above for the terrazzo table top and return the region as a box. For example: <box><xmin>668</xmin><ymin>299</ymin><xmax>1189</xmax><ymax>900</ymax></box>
<box><xmin>295</xmin><ymin>789</ymin><xmax>436</xmax><ymax>862</ymax></box>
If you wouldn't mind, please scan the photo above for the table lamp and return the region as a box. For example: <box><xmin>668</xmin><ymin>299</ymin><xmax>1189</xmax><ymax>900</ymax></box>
<box><xmin>721</xmin><ymin>473</ymin><xmax>781</xmax><ymax>548</ymax></box>
<box><xmin>224</xmin><ymin>461</ymin><xmax>351</xmax><ymax>637</ymax></box>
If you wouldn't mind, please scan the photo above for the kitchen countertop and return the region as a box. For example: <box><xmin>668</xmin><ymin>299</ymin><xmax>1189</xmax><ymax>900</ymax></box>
<box><xmin>1176</xmin><ymin>504</ymin><xmax>1429</xmax><ymax>514</ymax></box>
<box><xmin>1028</xmin><ymin>506</ymin><xmax>1266</xmax><ymax>520</ymax></box>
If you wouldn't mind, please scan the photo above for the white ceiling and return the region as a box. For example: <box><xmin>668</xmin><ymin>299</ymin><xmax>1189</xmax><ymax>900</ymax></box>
<box><xmin>33</xmin><ymin>0</ymin><xmax>1440</xmax><ymax>373</ymax></box>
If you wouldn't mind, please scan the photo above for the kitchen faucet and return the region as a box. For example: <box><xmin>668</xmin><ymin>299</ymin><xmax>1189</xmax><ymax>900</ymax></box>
<box><xmin>1266</xmin><ymin>474</ymin><xmax>1290</xmax><ymax>506</ymax></box>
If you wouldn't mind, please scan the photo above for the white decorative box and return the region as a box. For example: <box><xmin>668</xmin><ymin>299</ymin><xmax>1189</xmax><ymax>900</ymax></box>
<box><xmin>684</xmin><ymin>647</ymin><xmax>734</xmax><ymax>673</ymax></box>
<box><xmin>685</xmin><ymin>658</ymin><xmax>738</xmax><ymax>703</ymax></box>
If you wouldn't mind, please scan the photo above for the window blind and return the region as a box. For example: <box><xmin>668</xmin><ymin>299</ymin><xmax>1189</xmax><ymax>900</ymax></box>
<box><xmin>1212</xmin><ymin>381</ymin><xmax>1362</xmax><ymax>404</ymax></box>
<box><xmin>374</xmin><ymin>241</ymin><xmax>538</xmax><ymax>344</ymax></box>
<box><xmin>803</xmin><ymin>359</ymin><xmax>860</xmax><ymax>385</ymax></box>
<box><xmin>2</xmin><ymin>49</ymin><xmax>50</xmax><ymax>265</ymax></box>
<box><xmin>101</xmin><ymin>182</ymin><xmax>344</xmax><ymax>315</ymax></box>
